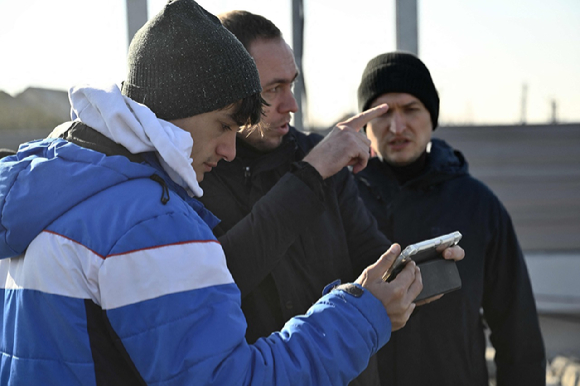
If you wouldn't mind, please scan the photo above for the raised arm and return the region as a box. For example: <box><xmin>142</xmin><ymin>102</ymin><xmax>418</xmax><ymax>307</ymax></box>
<box><xmin>209</xmin><ymin>104</ymin><xmax>391</xmax><ymax>297</ymax></box>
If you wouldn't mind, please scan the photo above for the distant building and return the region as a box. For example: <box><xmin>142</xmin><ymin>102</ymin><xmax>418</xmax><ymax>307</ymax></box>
<box><xmin>0</xmin><ymin>87</ymin><xmax>69</xmax><ymax>131</ymax></box>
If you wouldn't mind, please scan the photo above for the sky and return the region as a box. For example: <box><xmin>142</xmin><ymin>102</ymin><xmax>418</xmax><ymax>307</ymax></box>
<box><xmin>0</xmin><ymin>0</ymin><xmax>578</xmax><ymax>128</ymax></box>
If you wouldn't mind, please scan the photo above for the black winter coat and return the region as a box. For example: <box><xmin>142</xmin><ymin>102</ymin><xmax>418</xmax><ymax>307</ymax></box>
<box><xmin>199</xmin><ymin>127</ymin><xmax>390</xmax><ymax>385</ymax></box>
<box><xmin>200</xmin><ymin>128</ymin><xmax>390</xmax><ymax>335</ymax></box>
<box><xmin>355</xmin><ymin>138</ymin><xmax>546</xmax><ymax>386</ymax></box>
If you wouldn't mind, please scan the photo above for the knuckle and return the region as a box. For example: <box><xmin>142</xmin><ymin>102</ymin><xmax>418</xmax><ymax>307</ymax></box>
<box><xmin>392</xmin><ymin>286</ymin><xmax>405</xmax><ymax>299</ymax></box>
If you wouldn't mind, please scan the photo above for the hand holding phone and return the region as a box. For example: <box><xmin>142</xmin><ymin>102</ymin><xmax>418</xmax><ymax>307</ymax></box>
<box><xmin>383</xmin><ymin>231</ymin><xmax>463</xmax><ymax>302</ymax></box>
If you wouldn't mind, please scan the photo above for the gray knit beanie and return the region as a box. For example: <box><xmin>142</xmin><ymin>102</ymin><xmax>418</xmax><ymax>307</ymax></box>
<box><xmin>357</xmin><ymin>52</ymin><xmax>440</xmax><ymax>129</ymax></box>
<box><xmin>121</xmin><ymin>0</ymin><xmax>262</xmax><ymax>121</ymax></box>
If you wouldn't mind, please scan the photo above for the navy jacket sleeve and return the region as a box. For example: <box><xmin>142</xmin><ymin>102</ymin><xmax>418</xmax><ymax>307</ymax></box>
<box><xmin>482</xmin><ymin>198</ymin><xmax>546</xmax><ymax>386</ymax></box>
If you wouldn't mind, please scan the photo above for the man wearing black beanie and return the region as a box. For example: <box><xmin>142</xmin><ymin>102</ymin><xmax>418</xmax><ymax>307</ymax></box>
<box><xmin>0</xmin><ymin>2</ymin><xmax>437</xmax><ymax>385</ymax></box>
<box><xmin>354</xmin><ymin>51</ymin><xmax>546</xmax><ymax>386</ymax></box>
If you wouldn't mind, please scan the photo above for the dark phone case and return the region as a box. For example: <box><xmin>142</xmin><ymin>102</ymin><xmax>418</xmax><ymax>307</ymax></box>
<box><xmin>414</xmin><ymin>258</ymin><xmax>462</xmax><ymax>302</ymax></box>
<box><xmin>387</xmin><ymin>249</ymin><xmax>462</xmax><ymax>301</ymax></box>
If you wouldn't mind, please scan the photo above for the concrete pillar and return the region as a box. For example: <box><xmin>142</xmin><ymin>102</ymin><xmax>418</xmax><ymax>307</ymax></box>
<box><xmin>395</xmin><ymin>0</ymin><xmax>418</xmax><ymax>55</ymax></box>
<box><xmin>126</xmin><ymin>0</ymin><xmax>148</xmax><ymax>48</ymax></box>
<box><xmin>292</xmin><ymin>0</ymin><xmax>305</xmax><ymax>131</ymax></box>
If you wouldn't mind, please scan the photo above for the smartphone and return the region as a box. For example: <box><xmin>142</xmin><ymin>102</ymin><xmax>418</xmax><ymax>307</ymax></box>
<box><xmin>382</xmin><ymin>231</ymin><xmax>462</xmax><ymax>282</ymax></box>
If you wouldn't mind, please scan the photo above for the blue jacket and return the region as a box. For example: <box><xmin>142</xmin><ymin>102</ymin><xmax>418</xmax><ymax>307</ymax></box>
<box><xmin>0</xmin><ymin>126</ymin><xmax>391</xmax><ymax>385</ymax></box>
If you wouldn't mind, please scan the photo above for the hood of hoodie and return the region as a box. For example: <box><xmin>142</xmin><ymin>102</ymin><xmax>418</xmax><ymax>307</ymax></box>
<box><xmin>68</xmin><ymin>84</ymin><xmax>203</xmax><ymax>197</ymax></box>
<box><xmin>415</xmin><ymin>138</ymin><xmax>469</xmax><ymax>188</ymax></box>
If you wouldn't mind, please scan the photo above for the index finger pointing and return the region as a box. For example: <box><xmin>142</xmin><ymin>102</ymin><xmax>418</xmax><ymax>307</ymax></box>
<box><xmin>342</xmin><ymin>103</ymin><xmax>389</xmax><ymax>132</ymax></box>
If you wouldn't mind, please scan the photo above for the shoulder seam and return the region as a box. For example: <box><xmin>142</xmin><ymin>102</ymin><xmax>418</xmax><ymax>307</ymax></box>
<box><xmin>43</xmin><ymin>230</ymin><xmax>219</xmax><ymax>260</ymax></box>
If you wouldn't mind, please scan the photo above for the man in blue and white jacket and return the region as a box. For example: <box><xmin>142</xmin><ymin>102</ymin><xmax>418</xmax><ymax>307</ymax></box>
<box><xmin>0</xmin><ymin>1</ymin><xmax>423</xmax><ymax>385</ymax></box>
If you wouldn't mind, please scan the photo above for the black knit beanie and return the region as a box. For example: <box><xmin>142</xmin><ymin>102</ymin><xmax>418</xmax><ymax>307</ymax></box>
<box><xmin>121</xmin><ymin>0</ymin><xmax>262</xmax><ymax>121</ymax></box>
<box><xmin>357</xmin><ymin>52</ymin><xmax>440</xmax><ymax>129</ymax></box>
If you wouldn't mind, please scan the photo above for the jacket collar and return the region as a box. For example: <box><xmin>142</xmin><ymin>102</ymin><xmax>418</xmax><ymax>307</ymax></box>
<box><xmin>361</xmin><ymin>138</ymin><xmax>468</xmax><ymax>189</ymax></box>
<box><xmin>216</xmin><ymin>127</ymin><xmax>301</xmax><ymax>174</ymax></box>
<box><xmin>58</xmin><ymin>122</ymin><xmax>220</xmax><ymax>229</ymax></box>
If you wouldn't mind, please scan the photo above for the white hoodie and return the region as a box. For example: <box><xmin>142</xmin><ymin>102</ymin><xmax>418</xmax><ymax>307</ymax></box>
<box><xmin>63</xmin><ymin>83</ymin><xmax>203</xmax><ymax>197</ymax></box>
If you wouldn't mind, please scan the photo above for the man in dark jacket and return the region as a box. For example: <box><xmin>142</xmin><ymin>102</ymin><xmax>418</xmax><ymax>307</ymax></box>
<box><xmin>354</xmin><ymin>51</ymin><xmax>546</xmax><ymax>386</ymax></box>
<box><xmin>199</xmin><ymin>11</ymin><xmax>464</xmax><ymax>386</ymax></box>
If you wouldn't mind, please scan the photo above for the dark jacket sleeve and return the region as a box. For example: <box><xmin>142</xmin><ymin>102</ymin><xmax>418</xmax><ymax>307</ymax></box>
<box><xmin>482</xmin><ymin>198</ymin><xmax>546</xmax><ymax>386</ymax></box>
<box><xmin>215</xmin><ymin>164</ymin><xmax>327</xmax><ymax>298</ymax></box>
<box><xmin>333</xmin><ymin>167</ymin><xmax>392</xmax><ymax>275</ymax></box>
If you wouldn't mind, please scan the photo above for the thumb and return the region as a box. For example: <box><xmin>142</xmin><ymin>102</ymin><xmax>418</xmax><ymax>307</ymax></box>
<box><xmin>368</xmin><ymin>243</ymin><xmax>401</xmax><ymax>281</ymax></box>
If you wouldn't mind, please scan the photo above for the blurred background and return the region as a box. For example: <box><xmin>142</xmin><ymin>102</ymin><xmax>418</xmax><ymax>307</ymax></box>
<box><xmin>1</xmin><ymin>0</ymin><xmax>579</xmax><ymax>383</ymax></box>
<box><xmin>1</xmin><ymin>0</ymin><xmax>579</xmax><ymax>127</ymax></box>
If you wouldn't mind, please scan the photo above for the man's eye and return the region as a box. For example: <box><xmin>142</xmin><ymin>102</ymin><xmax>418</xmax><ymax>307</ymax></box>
<box><xmin>221</xmin><ymin>124</ymin><xmax>232</xmax><ymax>132</ymax></box>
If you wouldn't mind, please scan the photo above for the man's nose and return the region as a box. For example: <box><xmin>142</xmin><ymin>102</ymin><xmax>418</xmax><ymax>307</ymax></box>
<box><xmin>217</xmin><ymin>133</ymin><xmax>237</xmax><ymax>162</ymax></box>
<box><xmin>389</xmin><ymin>112</ymin><xmax>406</xmax><ymax>134</ymax></box>
<box><xmin>279</xmin><ymin>89</ymin><xmax>299</xmax><ymax>114</ymax></box>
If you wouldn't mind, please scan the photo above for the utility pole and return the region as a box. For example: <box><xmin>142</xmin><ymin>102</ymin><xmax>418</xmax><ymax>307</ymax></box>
<box><xmin>126</xmin><ymin>0</ymin><xmax>148</xmax><ymax>49</ymax></box>
<box><xmin>395</xmin><ymin>0</ymin><xmax>418</xmax><ymax>55</ymax></box>
<box><xmin>551</xmin><ymin>99</ymin><xmax>558</xmax><ymax>124</ymax></box>
<box><xmin>292</xmin><ymin>0</ymin><xmax>306</xmax><ymax>131</ymax></box>
<box><xmin>520</xmin><ymin>83</ymin><xmax>528</xmax><ymax>125</ymax></box>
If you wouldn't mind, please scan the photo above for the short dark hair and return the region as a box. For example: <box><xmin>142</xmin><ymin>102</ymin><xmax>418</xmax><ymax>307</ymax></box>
<box><xmin>229</xmin><ymin>92</ymin><xmax>264</xmax><ymax>127</ymax></box>
<box><xmin>219</xmin><ymin>10</ymin><xmax>282</xmax><ymax>51</ymax></box>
